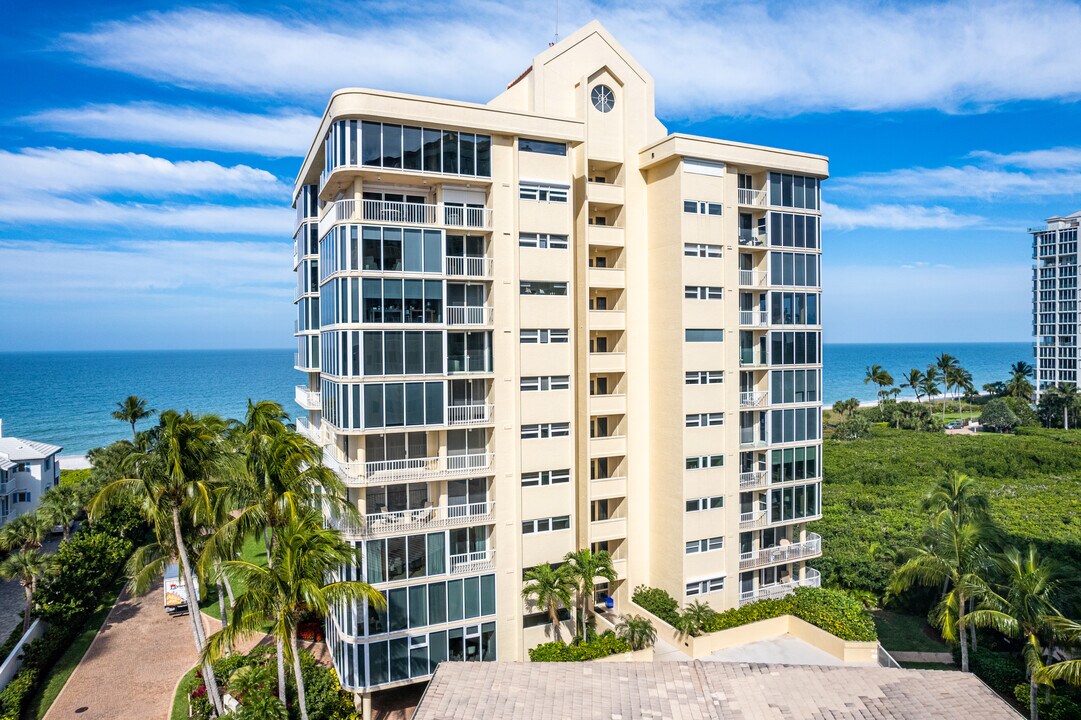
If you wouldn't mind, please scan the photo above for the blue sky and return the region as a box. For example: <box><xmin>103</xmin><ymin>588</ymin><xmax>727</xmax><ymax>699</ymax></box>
<box><xmin>3</xmin><ymin>0</ymin><xmax>1080</xmax><ymax>351</ymax></box>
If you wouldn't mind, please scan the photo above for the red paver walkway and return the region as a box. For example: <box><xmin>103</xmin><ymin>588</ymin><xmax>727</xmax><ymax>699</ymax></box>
<box><xmin>42</xmin><ymin>579</ymin><xmax>213</xmax><ymax>720</ymax></box>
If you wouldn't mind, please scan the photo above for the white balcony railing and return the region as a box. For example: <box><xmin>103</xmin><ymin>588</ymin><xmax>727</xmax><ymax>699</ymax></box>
<box><xmin>739</xmin><ymin>310</ymin><xmax>770</xmax><ymax>327</ymax></box>
<box><xmin>339</xmin><ymin>501</ymin><xmax>495</xmax><ymax>537</ymax></box>
<box><xmin>445</xmin><ymin>256</ymin><xmax>494</xmax><ymax>278</ymax></box>
<box><xmin>295</xmin><ymin>385</ymin><xmax>321</xmax><ymax>409</ymax></box>
<box><xmin>446</xmin><ymin>306</ymin><xmax>494</xmax><ymax>326</ymax></box>
<box><xmin>328</xmin><ymin>452</ymin><xmax>493</xmax><ymax>484</ymax></box>
<box><xmin>740</xmin><ymin>390</ymin><xmax>768</xmax><ymax>408</ymax></box>
<box><xmin>739</xmin><ymin>470</ymin><xmax>769</xmax><ymax>489</ymax></box>
<box><xmin>739</xmin><ymin>269</ymin><xmax>768</xmax><ymax>287</ymax></box>
<box><xmin>320</xmin><ymin>199</ymin><xmax>493</xmax><ymax>239</ymax></box>
<box><xmin>739</xmin><ymin>509</ymin><xmax>769</xmax><ymax>529</ymax></box>
<box><xmin>296</xmin><ymin>417</ymin><xmax>322</xmax><ymax>444</ymax></box>
<box><xmin>447</xmin><ymin>404</ymin><xmax>494</xmax><ymax>426</ymax></box>
<box><xmin>739</xmin><ymin>568</ymin><xmax>821</xmax><ymax>605</ymax></box>
<box><xmin>739</xmin><ymin>533</ymin><xmax>822</xmax><ymax>570</ymax></box>
<box><xmin>738</xmin><ymin>188</ymin><xmax>768</xmax><ymax>207</ymax></box>
<box><xmin>449</xmin><ymin>549</ymin><xmax>495</xmax><ymax>574</ymax></box>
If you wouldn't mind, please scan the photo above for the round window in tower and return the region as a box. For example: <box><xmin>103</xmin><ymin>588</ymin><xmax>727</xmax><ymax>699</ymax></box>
<box><xmin>591</xmin><ymin>84</ymin><xmax>615</xmax><ymax>113</ymax></box>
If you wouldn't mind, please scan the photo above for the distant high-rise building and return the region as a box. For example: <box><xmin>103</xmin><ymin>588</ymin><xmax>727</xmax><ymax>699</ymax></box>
<box><xmin>291</xmin><ymin>21</ymin><xmax>828</xmax><ymax>703</ymax></box>
<box><xmin>1031</xmin><ymin>211</ymin><xmax>1081</xmax><ymax>397</ymax></box>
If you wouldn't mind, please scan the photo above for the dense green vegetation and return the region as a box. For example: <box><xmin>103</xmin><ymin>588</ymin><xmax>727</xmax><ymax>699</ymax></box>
<box><xmin>528</xmin><ymin>631</ymin><xmax>631</xmax><ymax>662</ymax></box>
<box><xmin>871</xmin><ymin>610</ymin><xmax>948</xmax><ymax>653</ymax></box>
<box><xmin>819</xmin><ymin>426</ymin><xmax>1081</xmax><ymax>601</ymax></box>
<box><xmin>631</xmin><ymin>586</ymin><xmax>877</xmax><ymax>642</ymax></box>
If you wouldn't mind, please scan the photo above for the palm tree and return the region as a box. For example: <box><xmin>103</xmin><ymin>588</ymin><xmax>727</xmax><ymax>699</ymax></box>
<box><xmin>204</xmin><ymin>511</ymin><xmax>384</xmax><ymax>720</ymax></box>
<box><xmin>1055</xmin><ymin>383</ymin><xmax>1079</xmax><ymax>430</ymax></box>
<box><xmin>983</xmin><ymin>381</ymin><xmax>1008</xmax><ymax>398</ymax></box>
<box><xmin>936</xmin><ymin>353</ymin><xmax>959</xmax><ymax>418</ymax></box>
<box><xmin>0</xmin><ymin>548</ymin><xmax>52</xmax><ymax>633</ymax></box>
<box><xmin>39</xmin><ymin>484</ymin><xmax>83</xmax><ymax>541</ymax></box>
<box><xmin>0</xmin><ymin>511</ymin><xmax>51</xmax><ymax>551</ymax></box>
<box><xmin>889</xmin><ymin>513</ymin><xmax>994</xmax><ymax>673</ymax></box>
<box><xmin>111</xmin><ymin>395</ymin><xmax>156</xmax><ymax>441</ymax></box>
<box><xmin>1036</xmin><ymin>616</ymin><xmax>1081</xmax><ymax>688</ymax></box>
<box><xmin>562</xmin><ymin>549</ymin><xmax>616</xmax><ymax>640</ymax></box>
<box><xmin>921</xmin><ymin>472</ymin><xmax>992</xmax><ymax>525</ymax></box>
<box><xmin>675</xmin><ymin>600</ymin><xmax>717</xmax><ymax>638</ymax></box>
<box><xmin>900</xmin><ymin>368</ymin><xmax>926</xmax><ymax>403</ymax></box>
<box><xmin>521</xmin><ymin>563</ymin><xmax>574</xmax><ymax>641</ymax></box>
<box><xmin>863</xmin><ymin>365</ymin><xmax>895</xmax><ymax>402</ymax></box>
<box><xmin>922</xmin><ymin>366</ymin><xmax>943</xmax><ymax>406</ymax></box>
<box><xmin>967</xmin><ymin>546</ymin><xmax>1064</xmax><ymax>720</ymax></box>
<box><xmin>89</xmin><ymin>410</ymin><xmax>237</xmax><ymax>716</ymax></box>
<box><xmin>1007</xmin><ymin>361</ymin><xmax>1036</xmax><ymax>400</ymax></box>
<box><xmin>616</xmin><ymin>614</ymin><xmax>657</xmax><ymax>650</ymax></box>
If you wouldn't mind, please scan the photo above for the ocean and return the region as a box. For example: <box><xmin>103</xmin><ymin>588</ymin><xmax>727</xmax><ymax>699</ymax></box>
<box><xmin>0</xmin><ymin>342</ymin><xmax>1032</xmax><ymax>456</ymax></box>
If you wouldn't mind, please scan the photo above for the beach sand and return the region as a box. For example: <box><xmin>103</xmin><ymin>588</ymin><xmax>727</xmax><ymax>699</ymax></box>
<box><xmin>58</xmin><ymin>455</ymin><xmax>91</xmax><ymax>470</ymax></box>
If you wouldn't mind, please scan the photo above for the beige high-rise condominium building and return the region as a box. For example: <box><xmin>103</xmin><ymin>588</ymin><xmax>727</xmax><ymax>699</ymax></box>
<box><xmin>292</xmin><ymin>21</ymin><xmax>827</xmax><ymax>700</ymax></box>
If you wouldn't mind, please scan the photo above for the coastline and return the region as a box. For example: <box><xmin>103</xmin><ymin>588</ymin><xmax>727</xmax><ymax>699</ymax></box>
<box><xmin>59</xmin><ymin>455</ymin><xmax>91</xmax><ymax>470</ymax></box>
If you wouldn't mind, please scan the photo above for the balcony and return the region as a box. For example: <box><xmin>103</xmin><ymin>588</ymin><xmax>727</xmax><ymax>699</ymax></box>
<box><xmin>319</xmin><ymin>198</ymin><xmax>493</xmax><ymax>239</ymax></box>
<box><xmin>739</xmin><ymin>310</ymin><xmax>769</xmax><ymax>328</ymax></box>
<box><xmin>337</xmin><ymin>501</ymin><xmax>495</xmax><ymax>538</ymax></box>
<box><xmin>738</xmin><ymin>188</ymin><xmax>768</xmax><ymax>207</ymax></box>
<box><xmin>590</xmin><ymin>516</ymin><xmax>627</xmax><ymax>543</ymax></box>
<box><xmin>296</xmin><ymin>417</ymin><xmax>322</xmax><ymax>445</ymax></box>
<box><xmin>589</xmin><ymin>309</ymin><xmax>625</xmax><ymax>331</ymax></box>
<box><xmin>589</xmin><ymin>434</ymin><xmax>627</xmax><ymax>458</ymax></box>
<box><xmin>739</xmin><ymin>568</ymin><xmax>821</xmax><ymax>606</ymax></box>
<box><xmin>739</xmin><ymin>270</ymin><xmax>768</xmax><ymax>288</ymax></box>
<box><xmin>446</xmin><ymin>404</ymin><xmax>494</xmax><ymax>426</ymax></box>
<box><xmin>739</xmin><ymin>390</ymin><xmax>767</xmax><ymax>408</ymax></box>
<box><xmin>587</xmin><ymin>267</ymin><xmax>625</xmax><ymax>290</ymax></box>
<box><xmin>739</xmin><ymin>509</ymin><xmax>769</xmax><ymax>529</ymax></box>
<box><xmin>587</xmin><ymin>225</ymin><xmax>624</xmax><ymax>248</ymax></box>
<box><xmin>295</xmin><ymin>385</ymin><xmax>321</xmax><ymax>410</ymax></box>
<box><xmin>612</xmin><ymin>558</ymin><xmax>628</xmax><ymax>581</ymax></box>
<box><xmin>0</xmin><ymin>480</ymin><xmax>11</xmax><ymax>496</ymax></box>
<box><xmin>739</xmin><ymin>470</ymin><xmax>769</xmax><ymax>490</ymax></box>
<box><xmin>447</xmin><ymin>357</ymin><xmax>493</xmax><ymax>375</ymax></box>
<box><xmin>588</xmin><ymin>352</ymin><xmax>626</xmax><ymax>373</ymax></box>
<box><xmin>588</xmin><ymin>393</ymin><xmax>626</xmax><ymax>416</ymax></box>
<box><xmin>586</xmin><ymin>181</ymin><xmax>625</xmax><ymax>207</ymax></box>
<box><xmin>739</xmin><ymin>429</ymin><xmax>770</xmax><ymax>449</ymax></box>
<box><xmin>450</xmin><ymin>549</ymin><xmax>495</xmax><ymax>575</ymax></box>
<box><xmin>739</xmin><ymin>349</ymin><xmax>769</xmax><ymax>368</ymax></box>
<box><xmin>738</xmin><ymin>229</ymin><xmax>768</xmax><ymax>248</ymax></box>
<box><xmin>739</xmin><ymin>533</ymin><xmax>822</xmax><ymax>571</ymax></box>
<box><xmin>446</xmin><ymin>306</ymin><xmax>494</xmax><ymax>326</ymax></box>
<box><xmin>589</xmin><ymin>475</ymin><xmax>627</xmax><ymax>499</ymax></box>
<box><xmin>445</xmin><ymin>256</ymin><xmax>494</xmax><ymax>279</ymax></box>
<box><xmin>328</xmin><ymin>452</ymin><xmax>494</xmax><ymax>485</ymax></box>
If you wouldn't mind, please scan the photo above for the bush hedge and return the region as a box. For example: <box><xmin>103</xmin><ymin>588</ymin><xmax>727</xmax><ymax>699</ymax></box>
<box><xmin>631</xmin><ymin>586</ymin><xmax>877</xmax><ymax>642</ymax></box>
<box><xmin>37</xmin><ymin>530</ymin><xmax>132</xmax><ymax>624</ymax></box>
<box><xmin>528</xmin><ymin>631</ymin><xmax>630</xmax><ymax>662</ymax></box>
<box><xmin>1014</xmin><ymin>683</ymin><xmax>1081</xmax><ymax>720</ymax></box>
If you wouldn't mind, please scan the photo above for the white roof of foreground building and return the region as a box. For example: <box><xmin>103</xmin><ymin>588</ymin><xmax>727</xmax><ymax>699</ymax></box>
<box><xmin>413</xmin><ymin>661</ymin><xmax>1021</xmax><ymax>720</ymax></box>
<box><xmin>0</xmin><ymin>436</ymin><xmax>63</xmax><ymax>464</ymax></box>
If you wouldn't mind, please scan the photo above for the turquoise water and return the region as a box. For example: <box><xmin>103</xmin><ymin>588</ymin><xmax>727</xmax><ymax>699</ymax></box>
<box><xmin>823</xmin><ymin>342</ymin><xmax>1031</xmax><ymax>404</ymax></box>
<box><xmin>0</xmin><ymin>349</ymin><xmax>301</xmax><ymax>456</ymax></box>
<box><xmin>0</xmin><ymin>343</ymin><xmax>1032</xmax><ymax>455</ymax></box>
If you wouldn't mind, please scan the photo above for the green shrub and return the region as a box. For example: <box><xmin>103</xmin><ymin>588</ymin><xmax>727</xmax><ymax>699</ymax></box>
<box><xmin>956</xmin><ymin>648</ymin><xmax>1026</xmax><ymax>697</ymax></box>
<box><xmin>1014</xmin><ymin>683</ymin><xmax>1081</xmax><ymax>720</ymax></box>
<box><xmin>0</xmin><ymin>666</ymin><xmax>37</xmax><ymax>720</ymax></box>
<box><xmin>1000</xmin><ymin>397</ymin><xmax>1039</xmax><ymax>427</ymax></box>
<box><xmin>528</xmin><ymin>631</ymin><xmax>630</xmax><ymax>662</ymax></box>
<box><xmin>631</xmin><ymin>585</ymin><xmax>680</xmax><ymax>625</ymax></box>
<box><xmin>59</xmin><ymin>468</ymin><xmax>92</xmax><ymax>487</ymax></box>
<box><xmin>296</xmin><ymin>651</ymin><xmax>357</xmax><ymax>720</ymax></box>
<box><xmin>702</xmin><ymin>597</ymin><xmax>793</xmax><ymax>633</ymax></box>
<box><xmin>37</xmin><ymin>530</ymin><xmax>132</xmax><ymax>624</ymax></box>
<box><xmin>980</xmin><ymin>398</ymin><xmax>1020</xmax><ymax>432</ymax></box>
<box><xmin>0</xmin><ymin>623</ymin><xmax>25</xmax><ymax>666</ymax></box>
<box><xmin>833</xmin><ymin>413</ymin><xmax>871</xmax><ymax>440</ymax></box>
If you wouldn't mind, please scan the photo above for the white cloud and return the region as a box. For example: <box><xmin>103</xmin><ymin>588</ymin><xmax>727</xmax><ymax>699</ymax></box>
<box><xmin>0</xmin><ymin>148</ymin><xmax>285</xmax><ymax>197</ymax></box>
<box><xmin>968</xmin><ymin>147</ymin><xmax>1081</xmax><ymax>171</ymax></box>
<box><xmin>831</xmin><ymin>164</ymin><xmax>1081</xmax><ymax>201</ymax></box>
<box><xmin>22</xmin><ymin>103</ymin><xmax>319</xmax><ymax>157</ymax></box>
<box><xmin>59</xmin><ymin>2</ymin><xmax>1081</xmax><ymax>117</ymax></box>
<box><xmin>0</xmin><ymin>197</ymin><xmax>289</xmax><ymax>235</ymax></box>
<box><xmin>822</xmin><ymin>201</ymin><xmax>986</xmax><ymax>231</ymax></box>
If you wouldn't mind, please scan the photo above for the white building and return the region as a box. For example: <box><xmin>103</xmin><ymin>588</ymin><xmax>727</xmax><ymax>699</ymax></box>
<box><xmin>0</xmin><ymin>420</ymin><xmax>62</xmax><ymax>525</ymax></box>
<box><xmin>1031</xmin><ymin>210</ymin><xmax>1081</xmax><ymax>396</ymax></box>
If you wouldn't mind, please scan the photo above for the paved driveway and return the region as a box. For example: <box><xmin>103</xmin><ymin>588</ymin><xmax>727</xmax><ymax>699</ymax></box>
<box><xmin>43</xmin><ymin>579</ymin><xmax>209</xmax><ymax>720</ymax></box>
<box><xmin>0</xmin><ymin>534</ymin><xmax>63</xmax><ymax>641</ymax></box>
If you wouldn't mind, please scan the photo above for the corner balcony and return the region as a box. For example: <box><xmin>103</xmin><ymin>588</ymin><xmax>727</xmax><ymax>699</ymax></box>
<box><xmin>739</xmin><ymin>310</ymin><xmax>769</xmax><ymax>328</ymax></box>
<box><xmin>446</xmin><ymin>403</ymin><xmax>494</xmax><ymax>426</ymax></box>
<box><xmin>739</xmin><ymin>568</ymin><xmax>821</xmax><ymax>606</ymax></box>
<box><xmin>446</xmin><ymin>306</ymin><xmax>494</xmax><ymax>327</ymax></box>
<box><xmin>335</xmin><ymin>501</ymin><xmax>495</xmax><ymax>538</ymax></box>
<box><xmin>319</xmin><ymin>198</ymin><xmax>493</xmax><ymax>239</ymax></box>
<box><xmin>739</xmin><ymin>533</ymin><xmax>822</xmax><ymax>571</ymax></box>
<box><xmin>445</xmin><ymin>256</ymin><xmax>494</xmax><ymax>279</ymax></box>
<box><xmin>450</xmin><ymin>549</ymin><xmax>495</xmax><ymax>575</ymax></box>
<box><xmin>738</xmin><ymin>188</ymin><xmax>768</xmax><ymax>208</ymax></box>
<box><xmin>738</xmin><ymin>270</ymin><xmax>768</xmax><ymax>288</ymax></box>
<box><xmin>327</xmin><ymin>452</ymin><xmax>494</xmax><ymax>486</ymax></box>
<box><xmin>739</xmin><ymin>390</ymin><xmax>768</xmax><ymax>408</ymax></box>
<box><xmin>296</xmin><ymin>417</ymin><xmax>323</xmax><ymax>445</ymax></box>
<box><xmin>295</xmin><ymin>385</ymin><xmax>321</xmax><ymax>410</ymax></box>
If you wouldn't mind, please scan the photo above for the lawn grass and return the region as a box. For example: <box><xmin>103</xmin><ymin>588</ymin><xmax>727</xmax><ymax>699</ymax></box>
<box><xmin>170</xmin><ymin>665</ymin><xmax>199</xmax><ymax>720</ymax></box>
<box><xmin>871</xmin><ymin>610</ymin><xmax>950</xmax><ymax>653</ymax></box>
<box><xmin>900</xmin><ymin>661</ymin><xmax>957</xmax><ymax>670</ymax></box>
<box><xmin>200</xmin><ymin>534</ymin><xmax>268</xmax><ymax>621</ymax></box>
<box><xmin>26</xmin><ymin>580</ymin><xmax>124</xmax><ymax>720</ymax></box>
